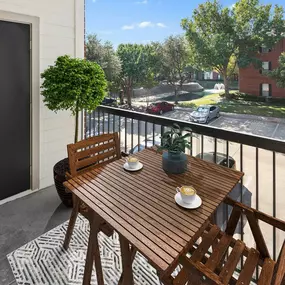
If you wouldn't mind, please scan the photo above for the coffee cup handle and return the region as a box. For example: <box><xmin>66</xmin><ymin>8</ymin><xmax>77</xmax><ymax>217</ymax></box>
<box><xmin>176</xmin><ymin>187</ymin><xmax>181</xmax><ymax>193</ymax></box>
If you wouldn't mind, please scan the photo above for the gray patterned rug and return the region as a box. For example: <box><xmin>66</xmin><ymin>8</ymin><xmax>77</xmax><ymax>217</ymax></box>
<box><xmin>7</xmin><ymin>215</ymin><xmax>162</xmax><ymax>285</ymax></box>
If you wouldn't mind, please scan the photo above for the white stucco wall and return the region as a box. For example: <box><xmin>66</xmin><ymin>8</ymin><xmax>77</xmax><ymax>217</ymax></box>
<box><xmin>0</xmin><ymin>0</ymin><xmax>85</xmax><ymax>190</ymax></box>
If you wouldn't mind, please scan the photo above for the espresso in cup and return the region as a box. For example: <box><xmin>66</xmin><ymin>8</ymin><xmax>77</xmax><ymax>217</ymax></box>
<box><xmin>177</xmin><ymin>186</ymin><xmax>196</xmax><ymax>204</ymax></box>
<box><xmin>127</xmin><ymin>156</ymin><xmax>139</xmax><ymax>169</ymax></box>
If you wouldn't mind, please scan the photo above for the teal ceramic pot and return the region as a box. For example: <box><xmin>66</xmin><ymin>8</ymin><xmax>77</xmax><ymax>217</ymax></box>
<box><xmin>162</xmin><ymin>151</ymin><xmax>188</xmax><ymax>174</ymax></box>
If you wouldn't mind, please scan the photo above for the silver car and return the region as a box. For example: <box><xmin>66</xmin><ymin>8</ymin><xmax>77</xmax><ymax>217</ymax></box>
<box><xmin>190</xmin><ymin>105</ymin><xmax>220</xmax><ymax>124</ymax></box>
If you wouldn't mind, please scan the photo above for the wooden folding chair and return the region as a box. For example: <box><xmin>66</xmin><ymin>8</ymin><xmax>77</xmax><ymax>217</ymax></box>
<box><xmin>63</xmin><ymin>133</ymin><xmax>122</xmax><ymax>250</ymax></box>
<box><xmin>165</xmin><ymin>197</ymin><xmax>285</xmax><ymax>285</ymax></box>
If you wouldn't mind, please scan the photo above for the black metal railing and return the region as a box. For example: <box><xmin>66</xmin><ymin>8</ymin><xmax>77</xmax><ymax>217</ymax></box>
<box><xmin>85</xmin><ymin>105</ymin><xmax>285</xmax><ymax>279</ymax></box>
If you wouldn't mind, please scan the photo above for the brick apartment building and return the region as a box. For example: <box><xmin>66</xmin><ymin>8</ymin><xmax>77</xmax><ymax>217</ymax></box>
<box><xmin>239</xmin><ymin>38</ymin><xmax>285</xmax><ymax>98</ymax></box>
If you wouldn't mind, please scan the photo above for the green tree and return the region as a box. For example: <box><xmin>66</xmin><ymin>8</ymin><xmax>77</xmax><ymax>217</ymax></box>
<box><xmin>181</xmin><ymin>0</ymin><xmax>285</xmax><ymax>98</ymax></box>
<box><xmin>86</xmin><ymin>34</ymin><xmax>121</xmax><ymax>92</ymax></box>
<box><xmin>117</xmin><ymin>43</ymin><xmax>158</xmax><ymax>106</ymax></box>
<box><xmin>159</xmin><ymin>35</ymin><xmax>193</xmax><ymax>102</ymax></box>
<box><xmin>268</xmin><ymin>52</ymin><xmax>285</xmax><ymax>88</ymax></box>
<box><xmin>41</xmin><ymin>55</ymin><xmax>107</xmax><ymax>143</ymax></box>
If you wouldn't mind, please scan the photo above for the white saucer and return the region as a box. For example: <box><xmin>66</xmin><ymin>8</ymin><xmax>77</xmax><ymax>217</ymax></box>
<box><xmin>174</xmin><ymin>192</ymin><xmax>202</xmax><ymax>209</ymax></box>
<box><xmin>123</xmin><ymin>162</ymin><xmax>143</xmax><ymax>172</ymax></box>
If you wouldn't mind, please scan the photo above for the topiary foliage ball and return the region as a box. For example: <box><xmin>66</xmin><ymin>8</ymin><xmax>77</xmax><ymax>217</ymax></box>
<box><xmin>41</xmin><ymin>55</ymin><xmax>107</xmax><ymax>115</ymax></box>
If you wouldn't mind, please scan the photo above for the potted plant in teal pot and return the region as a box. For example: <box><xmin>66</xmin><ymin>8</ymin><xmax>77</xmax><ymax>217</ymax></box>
<box><xmin>41</xmin><ymin>55</ymin><xmax>107</xmax><ymax>207</ymax></box>
<box><xmin>158</xmin><ymin>124</ymin><xmax>192</xmax><ymax>174</ymax></box>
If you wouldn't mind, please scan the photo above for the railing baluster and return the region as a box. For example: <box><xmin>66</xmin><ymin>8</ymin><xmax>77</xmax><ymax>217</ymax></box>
<box><xmin>201</xmin><ymin>135</ymin><xmax>204</xmax><ymax>159</ymax></box>
<box><xmin>93</xmin><ymin>110</ymin><xmax>95</xmax><ymax>137</ymax></box>
<box><xmin>97</xmin><ymin>108</ymin><xmax>100</xmax><ymax>135</ymax></box>
<box><xmin>161</xmin><ymin>125</ymin><xmax>164</xmax><ymax>137</ymax></box>
<box><xmin>214</xmin><ymin>138</ymin><xmax>217</xmax><ymax>164</ymax></box>
<box><xmin>131</xmin><ymin>118</ymin><xmax>134</xmax><ymax>151</ymax></box>
<box><xmin>89</xmin><ymin>111</ymin><xmax>91</xmax><ymax>137</ymax></box>
<box><xmin>81</xmin><ymin>111</ymin><xmax>84</xmax><ymax>140</ymax></box>
<box><xmin>84</xmin><ymin>111</ymin><xmax>88</xmax><ymax>139</ymax></box>
<box><xmin>102</xmin><ymin>109</ymin><xmax>105</xmax><ymax>134</ymax></box>
<box><xmin>125</xmin><ymin>117</ymin><xmax>127</xmax><ymax>153</ymax></box>
<box><xmin>225</xmin><ymin>140</ymin><xmax>230</xmax><ymax>241</ymax></box>
<box><xmin>255</xmin><ymin>147</ymin><xmax>259</xmax><ymax>280</ymax></box>
<box><xmin>107</xmin><ymin>113</ymin><xmax>110</xmax><ymax>133</ymax></box>
<box><xmin>119</xmin><ymin>116</ymin><xmax>121</xmax><ymax>151</ymax></box>
<box><xmin>190</xmin><ymin>133</ymin><xmax>193</xmax><ymax>156</ymax></box>
<box><xmin>273</xmin><ymin>151</ymin><xmax>276</xmax><ymax>260</ymax></box>
<box><xmin>240</xmin><ymin>144</ymin><xmax>244</xmax><ymax>269</ymax></box>
<box><xmin>145</xmin><ymin>122</ymin><xmax>147</xmax><ymax>149</ymax></box>
<box><xmin>138</xmin><ymin>120</ymin><xmax>141</xmax><ymax>151</ymax></box>
<box><xmin>113</xmin><ymin>114</ymin><xmax>115</xmax><ymax>134</ymax></box>
<box><xmin>153</xmin><ymin>123</ymin><xmax>155</xmax><ymax>145</ymax></box>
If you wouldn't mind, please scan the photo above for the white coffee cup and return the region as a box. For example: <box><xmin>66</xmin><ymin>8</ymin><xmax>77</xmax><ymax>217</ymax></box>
<box><xmin>127</xmin><ymin>156</ymin><xmax>139</xmax><ymax>169</ymax></box>
<box><xmin>176</xmin><ymin>186</ymin><xmax>197</xmax><ymax>204</ymax></box>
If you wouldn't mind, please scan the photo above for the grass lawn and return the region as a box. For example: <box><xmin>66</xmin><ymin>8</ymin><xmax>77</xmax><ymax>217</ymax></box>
<box><xmin>178</xmin><ymin>92</ymin><xmax>285</xmax><ymax>118</ymax></box>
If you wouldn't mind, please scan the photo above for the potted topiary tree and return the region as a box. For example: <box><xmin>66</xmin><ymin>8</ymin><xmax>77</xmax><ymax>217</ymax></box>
<box><xmin>41</xmin><ymin>55</ymin><xmax>107</xmax><ymax>207</ymax></box>
<box><xmin>157</xmin><ymin>124</ymin><xmax>192</xmax><ymax>174</ymax></box>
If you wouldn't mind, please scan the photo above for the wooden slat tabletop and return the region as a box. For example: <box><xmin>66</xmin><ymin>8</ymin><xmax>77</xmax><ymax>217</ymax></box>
<box><xmin>64</xmin><ymin>148</ymin><xmax>243</xmax><ymax>276</ymax></box>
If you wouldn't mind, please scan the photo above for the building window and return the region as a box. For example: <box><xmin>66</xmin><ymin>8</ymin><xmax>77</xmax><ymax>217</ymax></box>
<box><xmin>204</xmin><ymin>72</ymin><xmax>211</xmax><ymax>80</ymax></box>
<box><xmin>261</xmin><ymin>83</ymin><xmax>271</xmax><ymax>97</ymax></box>
<box><xmin>260</xmin><ymin>46</ymin><xmax>272</xmax><ymax>53</ymax></box>
<box><xmin>261</xmin><ymin>61</ymin><xmax>271</xmax><ymax>74</ymax></box>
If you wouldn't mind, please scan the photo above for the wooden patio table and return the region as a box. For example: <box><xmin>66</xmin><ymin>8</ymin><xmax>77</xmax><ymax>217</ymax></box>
<box><xmin>64</xmin><ymin>148</ymin><xmax>243</xmax><ymax>285</ymax></box>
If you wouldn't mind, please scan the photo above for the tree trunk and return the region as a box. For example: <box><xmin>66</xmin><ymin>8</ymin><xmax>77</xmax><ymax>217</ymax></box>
<box><xmin>224</xmin><ymin>76</ymin><xmax>231</xmax><ymax>99</ymax></box>
<box><xmin>119</xmin><ymin>90</ymin><xmax>124</xmax><ymax>105</ymax></box>
<box><xmin>174</xmin><ymin>87</ymin><xmax>178</xmax><ymax>104</ymax></box>
<box><xmin>127</xmin><ymin>86</ymin><xmax>132</xmax><ymax>107</ymax></box>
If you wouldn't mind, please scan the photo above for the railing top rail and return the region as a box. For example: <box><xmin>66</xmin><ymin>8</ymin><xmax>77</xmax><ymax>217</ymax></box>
<box><xmin>96</xmin><ymin>106</ymin><xmax>285</xmax><ymax>154</ymax></box>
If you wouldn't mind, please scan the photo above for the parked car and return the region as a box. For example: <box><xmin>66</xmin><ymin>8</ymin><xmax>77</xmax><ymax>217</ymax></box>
<box><xmin>146</xmin><ymin>101</ymin><xmax>174</xmax><ymax>115</ymax></box>
<box><xmin>130</xmin><ymin>137</ymin><xmax>161</xmax><ymax>154</ymax></box>
<box><xmin>190</xmin><ymin>105</ymin><xmax>220</xmax><ymax>124</ymax></box>
<box><xmin>101</xmin><ymin>97</ymin><xmax>117</xmax><ymax>106</ymax></box>
<box><xmin>196</xmin><ymin>151</ymin><xmax>251</xmax><ymax>233</ymax></box>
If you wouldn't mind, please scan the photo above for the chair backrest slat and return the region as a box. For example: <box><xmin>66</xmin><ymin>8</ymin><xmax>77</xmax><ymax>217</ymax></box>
<box><xmin>67</xmin><ymin>133</ymin><xmax>121</xmax><ymax>177</ymax></box>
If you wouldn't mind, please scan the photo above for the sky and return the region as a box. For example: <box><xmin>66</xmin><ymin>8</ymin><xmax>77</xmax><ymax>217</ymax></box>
<box><xmin>86</xmin><ymin>0</ymin><xmax>284</xmax><ymax>48</ymax></box>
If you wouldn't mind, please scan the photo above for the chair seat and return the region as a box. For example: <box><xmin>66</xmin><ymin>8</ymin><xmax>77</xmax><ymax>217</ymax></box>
<box><xmin>175</xmin><ymin>224</ymin><xmax>276</xmax><ymax>285</ymax></box>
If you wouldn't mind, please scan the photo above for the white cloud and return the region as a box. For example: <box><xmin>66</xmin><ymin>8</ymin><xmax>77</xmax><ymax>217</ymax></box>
<box><xmin>122</xmin><ymin>21</ymin><xmax>167</xmax><ymax>31</ymax></box>
<box><xmin>136</xmin><ymin>0</ymin><xmax>148</xmax><ymax>4</ymax></box>
<box><xmin>138</xmin><ymin>21</ymin><xmax>154</xmax><ymax>28</ymax></box>
<box><xmin>122</xmin><ymin>25</ymin><xmax>135</xmax><ymax>30</ymax></box>
<box><xmin>92</xmin><ymin>0</ymin><xmax>97</xmax><ymax>2</ymax></box>
<box><xmin>157</xmin><ymin>23</ymin><xmax>166</xmax><ymax>28</ymax></box>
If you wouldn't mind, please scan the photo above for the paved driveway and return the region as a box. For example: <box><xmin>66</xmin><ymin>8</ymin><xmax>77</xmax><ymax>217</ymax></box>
<box><xmin>163</xmin><ymin>110</ymin><xmax>285</xmax><ymax>141</ymax></box>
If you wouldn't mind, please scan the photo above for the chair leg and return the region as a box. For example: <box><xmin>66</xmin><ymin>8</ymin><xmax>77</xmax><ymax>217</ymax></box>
<box><xmin>63</xmin><ymin>195</ymin><xmax>80</xmax><ymax>250</ymax></box>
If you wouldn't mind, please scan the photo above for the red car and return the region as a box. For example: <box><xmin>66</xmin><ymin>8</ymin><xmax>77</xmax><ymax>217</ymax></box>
<box><xmin>146</xmin><ymin>101</ymin><xmax>174</xmax><ymax>115</ymax></box>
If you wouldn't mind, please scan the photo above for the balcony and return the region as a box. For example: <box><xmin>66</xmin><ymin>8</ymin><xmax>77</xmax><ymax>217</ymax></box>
<box><xmin>86</xmin><ymin>106</ymin><xmax>285</xmax><ymax>259</ymax></box>
<box><xmin>1</xmin><ymin>105</ymin><xmax>285</xmax><ymax>284</ymax></box>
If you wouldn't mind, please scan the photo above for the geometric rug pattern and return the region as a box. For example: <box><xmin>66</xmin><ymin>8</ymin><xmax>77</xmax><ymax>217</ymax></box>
<box><xmin>7</xmin><ymin>215</ymin><xmax>163</xmax><ymax>285</ymax></box>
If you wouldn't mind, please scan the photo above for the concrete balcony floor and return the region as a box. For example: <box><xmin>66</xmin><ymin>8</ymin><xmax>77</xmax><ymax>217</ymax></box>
<box><xmin>0</xmin><ymin>187</ymin><xmax>71</xmax><ymax>285</ymax></box>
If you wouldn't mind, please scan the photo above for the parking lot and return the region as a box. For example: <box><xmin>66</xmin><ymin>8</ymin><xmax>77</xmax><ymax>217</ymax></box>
<box><xmin>164</xmin><ymin>109</ymin><xmax>285</xmax><ymax>141</ymax></box>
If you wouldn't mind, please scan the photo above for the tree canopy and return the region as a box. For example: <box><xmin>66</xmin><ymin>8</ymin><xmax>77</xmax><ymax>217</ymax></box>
<box><xmin>181</xmin><ymin>0</ymin><xmax>285</xmax><ymax>97</ymax></box>
<box><xmin>117</xmin><ymin>43</ymin><xmax>160</xmax><ymax>105</ymax></box>
<box><xmin>86</xmin><ymin>34</ymin><xmax>121</xmax><ymax>88</ymax></box>
<box><xmin>269</xmin><ymin>52</ymin><xmax>285</xmax><ymax>88</ymax></box>
<box><xmin>158</xmin><ymin>35</ymin><xmax>193</xmax><ymax>101</ymax></box>
<box><xmin>41</xmin><ymin>55</ymin><xmax>107</xmax><ymax>143</ymax></box>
